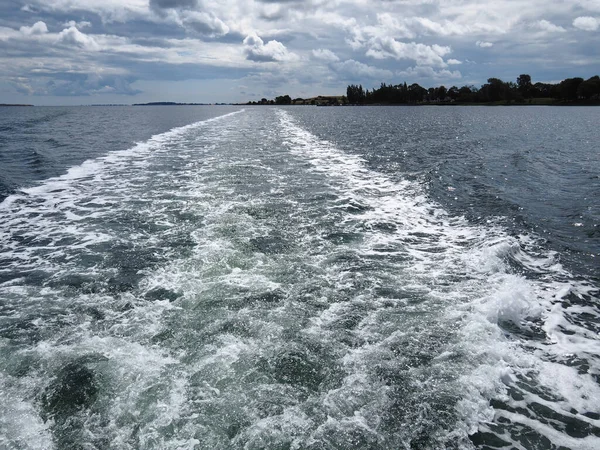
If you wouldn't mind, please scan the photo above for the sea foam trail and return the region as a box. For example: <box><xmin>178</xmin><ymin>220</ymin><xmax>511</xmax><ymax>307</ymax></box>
<box><xmin>0</xmin><ymin>109</ymin><xmax>245</xmax><ymax>449</ymax></box>
<box><xmin>276</xmin><ymin>109</ymin><xmax>600</xmax><ymax>449</ymax></box>
<box><xmin>0</xmin><ymin>107</ymin><xmax>598</xmax><ymax>449</ymax></box>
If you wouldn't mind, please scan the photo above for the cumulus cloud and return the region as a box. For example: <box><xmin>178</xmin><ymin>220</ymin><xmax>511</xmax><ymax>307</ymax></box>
<box><xmin>243</xmin><ymin>32</ymin><xmax>297</xmax><ymax>62</ymax></box>
<box><xmin>366</xmin><ymin>37</ymin><xmax>452</xmax><ymax>67</ymax></box>
<box><xmin>182</xmin><ymin>12</ymin><xmax>229</xmax><ymax>37</ymax></box>
<box><xmin>573</xmin><ymin>16</ymin><xmax>599</xmax><ymax>31</ymax></box>
<box><xmin>575</xmin><ymin>0</ymin><xmax>600</xmax><ymax>13</ymax></box>
<box><xmin>398</xmin><ymin>65</ymin><xmax>462</xmax><ymax>80</ymax></box>
<box><xmin>150</xmin><ymin>0</ymin><xmax>198</xmax><ymax>10</ymax></box>
<box><xmin>312</xmin><ymin>48</ymin><xmax>339</xmax><ymax>62</ymax></box>
<box><xmin>4</xmin><ymin>0</ymin><xmax>600</xmax><ymax>102</ymax></box>
<box><xmin>531</xmin><ymin>19</ymin><xmax>566</xmax><ymax>33</ymax></box>
<box><xmin>57</xmin><ymin>26</ymin><xmax>100</xmax><ymax>51</ymax></box>
<box><xmin>259</xmin><ymin>4</ymin><xmax>288</xmax><ymax>21</ymax></box>
<box><xmin>19</xmin><ymin>21</ymin><xmax>48</xmax><ymax>35</ymax></box>
<box><xmin>63</xmin><ymin>20</ymin><xmax>92</xmax><ymax>29</ymax></box>
<box><xmin>376</xmin><ymin>13</ymin><xmax>416</xmax><ymax>39</ymax></box>
<box><xmin>333</xmin><ymin>59</ymin><xmax>393</xmax><ymax>80</ymax></box>
<box><xmin>254</xmin><ymin>0</ymin><xmax>330</xmax><ymax>13</ymax></box>
<box><xmin>411</xmin><ymin>17</ymin><xmax>469</xmax><ymax>36</ymax></box>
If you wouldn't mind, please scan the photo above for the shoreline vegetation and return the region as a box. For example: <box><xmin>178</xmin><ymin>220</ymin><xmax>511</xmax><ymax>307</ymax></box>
<box><xmin>247</xmin><ymin>73</ymin><xmax>600</xmax><ymax>106</ymax></box>
<box><xmin>4</xmin><ymin>74</ymin><xmax>599</xmax><ymax>107</ymax></box>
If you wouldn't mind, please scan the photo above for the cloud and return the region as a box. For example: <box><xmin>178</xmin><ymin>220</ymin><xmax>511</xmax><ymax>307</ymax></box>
<box><xmin>10</xmin><ymin>77</ymin><xmax>35</xmax><ymax>95</ymax></box>
<box><xmin>397</xmin><ymin>65</ymin><xmax>462</xmax><ymax>80</ymax></box>
<box><xmin>366</xmin><ymin>37</ymin><xmax>452</xmax><ymax>67</ymax></box>
<box><xmin>243</xmin><ymin>32</ymin><xmax>298</xmax><ymax>62</ymax></box>
<box><xmin>253</xmin><ymin>0</ymin><xmax>331</xmax><ymax>13</ymax></box>
<box><xmin>312</xmin><ymin>48</ymin><xmax>339</xmax><ymax>62</ymax></box>
<box><xmin>576</xmin><ymin>0</ymin><xmax>600</xmax><ymax>13</ymax></box>
<box><xmin>411</xmin><ymin>17</ymin><xmax>470</xmax><ymax>36</ymax></box>
<box><xmin>376</xmin><ymin>13</ymin><xmax>416</xmax><ymax>39</ymax></box>
<box><xmin>259</xmin><ymin>4</ymin><xmax>288</xmax><ymax>21</ymax></box>
<box><xmin>182</xmin><ymin>12</ymin><xmax>229</xmax><ymax>37</ymax></box>
<box><xmin>573</xmin><ymin>16</ymin><xmax>599</xmax><ymax>31</ymax></box>
<box><xmin>531</xmin><ymin>20</ymin><xmax>566</xmax><ymax>33</ymax></box>
<box><xmin>150</xmin><ymin>0</ymin><xmax>198</xmax><ymax>10</ymax></box>
<box><xmin>19</xmin><ymin>21</ymin><xmax>48</xmax><ymax>36</ymax></box>
<box><xmin>46</xmin><ymin>73</ymin><xmax>141</xmax><ymax>96</ymax></box>
<box><xmin>333</xmin><ymin>59</ymin><xmax>393</xmax><ymax>80</ymax></box>
<box><xmin>3</xmin><ymin>0</ymin><xmax>600</xmax><ymax>103</ymax></box>
<box><xmin>57</xmin><ymin>26</ymin><xmax>100</xmax><ymax>51</ymax></box>
<box><xmin>8</xmin><ymin>71</ymin><xmax>141</xmax><ymax>97</ymax></box>
<box><xmin>63</xmin><ymin>20</ymin><xmax>92</xmax><ymax>29</ymax></box>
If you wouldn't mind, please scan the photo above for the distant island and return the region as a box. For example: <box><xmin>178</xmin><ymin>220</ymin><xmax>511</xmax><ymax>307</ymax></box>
<box><xmin>0</xmin><ymin>103</ymin><xmax>34</xmax><ymax>107</ymax></box>
<box><xmin>248</xmin><ymin>74</ymin><xmax>600</xmax><ymax>106</ymax></box>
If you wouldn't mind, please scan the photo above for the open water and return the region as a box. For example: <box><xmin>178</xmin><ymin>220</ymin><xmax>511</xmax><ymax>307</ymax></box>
<box><xmin>0</xmin><ymin>105</ymin><xmax>599</xmax><ymax>449</ymax></box>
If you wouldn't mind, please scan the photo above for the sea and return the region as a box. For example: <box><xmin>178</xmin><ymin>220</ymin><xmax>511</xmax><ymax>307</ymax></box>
<box><xmin>0</xmin><ymin>105</ymin><xmax>599</xmax><ymax>450</ymax></box>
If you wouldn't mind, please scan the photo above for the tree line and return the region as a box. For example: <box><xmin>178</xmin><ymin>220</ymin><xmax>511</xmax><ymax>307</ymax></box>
<box><xmin>247</xmin><ymin>95</ymin><xmax>294</xmax><ymax>105</ymax></box>
<box><xmin>346</xmin><ymin>74</ymin><xmax>600</xmax><ymax>104</ymax></box>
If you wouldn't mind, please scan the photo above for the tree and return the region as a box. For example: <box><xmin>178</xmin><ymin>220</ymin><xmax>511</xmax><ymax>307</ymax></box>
<box><xmin>427</xmin><ymin>87</ymin><xmax>435</xmax><ymax>102</ymax></box>
<box><xmin>577</xmin><ymin>76</ymin><xmax>600</xmax><ymax>100</ymax></box>
<box><xmin>436</xmin><ymin>85</ymin><xmax>447</xmax><ymax>101</ymax></box>
<box><xmin>517</xmin><ymin>74</ymin><xmax>533</xmax><ymax>98</ymax></box>
<box><xmin>342</xmin><ymin>73</ymin><xmax>598</xmax><ymax>105</ymax></box>
<box><xmin>346</xmin><ymin>84</ymin><xmax>366</xmax><ymax>104</ymax></box>
<box><xmin>559</xmin><ymin>77</ymin><xmax>584</xmax><ymax>100</ymax></box>
<box><xmin>447</xmin><ymin>86</ymin><xmax>459</xmax><ymax>101</ymax></box>
<box><xmin>408</xmin><ymin>83</ymin><xmax>427</xmax><ymax>103</ymax></box>
<box><xmin>458</xmin><ymin>85</ymin><xmax>474</xmax><ymax>102</ymax></box>
<box><xmin>533</xmin><ymin>82</ymin><xmax>553</xmax><ymax>98</ymax></box>
<box><xmin>275</xmin><ymin>95</ymin><xmax>292</xmax><ymax>105</ymax></box>
<box><xmin>482</xmin><ymin>78</ymin><xmax>506</xmax><ymax>102</ymax></box>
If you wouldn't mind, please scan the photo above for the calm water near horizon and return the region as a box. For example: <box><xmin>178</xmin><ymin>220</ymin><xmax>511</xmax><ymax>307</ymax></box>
<box><xmin>0</xmin><ymin>105</ymin><xmax>599</xmax><ymax>449</ymax></box>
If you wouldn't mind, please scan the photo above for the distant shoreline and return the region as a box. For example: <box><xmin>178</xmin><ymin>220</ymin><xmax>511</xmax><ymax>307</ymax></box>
<box><xmin>4</xmin><ymin>100</ymin><xmax>599</xmax><ymax>108</ymax></box>
<box><xmin>132</xmin><ymin>102</ymin><xmax>231</xmax><ymax>106</ymax></box>
<box><xmin>337</xmin><ymin>100</ymin><xmax>600</xmax><ymax>107</ymax></box>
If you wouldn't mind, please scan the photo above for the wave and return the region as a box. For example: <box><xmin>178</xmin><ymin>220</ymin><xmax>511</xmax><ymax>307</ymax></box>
<box><xmin>1</xmin><ymin>107</ymin><xmax>598</xmax><ymax>449</ymax></box>
<box><xmin>276</xmin><ymin>109</ymin><xmax>600</xmax><ymax>449</ymax></box>
<box><xmin>0</xmin><ymin>109</ymin><xmax>246</xmax><ymax>448</ymax></box>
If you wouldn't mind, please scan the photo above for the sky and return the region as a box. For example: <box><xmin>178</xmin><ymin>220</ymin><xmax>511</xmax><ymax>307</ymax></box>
<box><xmin>0</xmin><ymin>0</ymin><xmax>599</xmax><ymax>105</ymax></box>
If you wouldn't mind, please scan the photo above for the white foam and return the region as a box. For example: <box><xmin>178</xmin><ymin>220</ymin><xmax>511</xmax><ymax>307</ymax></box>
<box><xmin>1</xmin><ymin>106</ymin><xmax>598</xmax><ymax>449</ymax></box>
<box><xmin>0</xmin><ymin>373</ymin><xmax>53</xmax><ymax>450</ymax></box>
<box><xmin>276</xmin><ymin>109</ymin><xmax>600</xmax><ymax>448</ymax></box>
<box><xmin>0</xmin><ymin>108</ymin><xmax>248</xmax><ymax>449</ymax></box>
